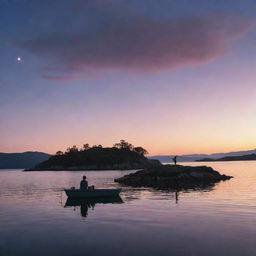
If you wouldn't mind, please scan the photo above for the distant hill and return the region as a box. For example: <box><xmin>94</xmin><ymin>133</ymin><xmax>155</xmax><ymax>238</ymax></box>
<box><xmin>196</xmin><ymin>153</ymin><xmax>256</xmax><ymax>162</ymax></box>
<box><xmin>0</xmin><ymin>152</ymin><xmax>51</xmax><ymax>169</ymax></box>
<box><xmin>150</xmin><ymin>149</ymin><xmax>256</xmax><ymax>163</ymax></box>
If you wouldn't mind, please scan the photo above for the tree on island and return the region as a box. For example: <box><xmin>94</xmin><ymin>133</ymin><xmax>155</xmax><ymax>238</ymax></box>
<box><xmin>66</xmin><ymin>145</ymin><xmax>79</xmax><ymax>153</ymax></box>
<box><xmin>82</xmin><ymin>144</ymin><xmax>90</xmax><ymax>150</ymax></box>
<box><xmin>113</xmin><ymin>140</ymin><xmax>133</xmax><ymax>150</ymax></box>
<box><xmin>56</xmin><ymin>140</ymin><xmax>148</xmax><ymax>156</ymax></box>
<box><xmin>133</xmin><ymin>146</ymin><xmax>148</xmax><ymax>156</ymax></box>
<box><xmin>113</xmin><ymin>140</ymin><xmax>148</xmax><ymax>156</ymax></box>
<box><xmin>92</xmin><ymin>144</ymin><xmax>103</xmax><ymax>148</ymax></box>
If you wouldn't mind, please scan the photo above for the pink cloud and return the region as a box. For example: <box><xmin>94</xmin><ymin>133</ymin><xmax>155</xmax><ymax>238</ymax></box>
<box><xmin>19</xmin><ymin>13</ymin><xmax>254</xmax><ymax>78</ymax></box>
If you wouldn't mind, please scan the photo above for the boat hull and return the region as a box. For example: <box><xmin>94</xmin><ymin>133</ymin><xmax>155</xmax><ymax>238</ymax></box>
<box><xmin>65</xmin><ymin>188</ymin><xmax>121</xmax><ymax>198</ymax></box>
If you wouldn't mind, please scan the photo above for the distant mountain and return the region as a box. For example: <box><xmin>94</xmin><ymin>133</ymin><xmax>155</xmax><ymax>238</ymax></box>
<box><xmin>196</xmin><ymin>153</ymin><xmax>256</xmax><ymax>162</ymax></box>
<box><xmin>0</xmin><ymin>152</ymin><xmax>51</xmax><ymax>169</ymax></box>
<box><xmin>150</xmin><ymin>149</ymin><xmax>256</xmax><ymax>163</ymax></box>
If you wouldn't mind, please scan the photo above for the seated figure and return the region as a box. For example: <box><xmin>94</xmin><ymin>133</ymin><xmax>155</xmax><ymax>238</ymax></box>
<box><xmin>80</xmin><ymin>176</ymin><xmax>88</xmax><ymax>190</ymax></box>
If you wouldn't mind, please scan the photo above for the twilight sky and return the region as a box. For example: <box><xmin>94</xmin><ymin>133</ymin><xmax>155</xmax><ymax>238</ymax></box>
<box><xmin>1</xmin><ymin>0</ymin><xmax>256</xmax><ymax>155</ymax></box>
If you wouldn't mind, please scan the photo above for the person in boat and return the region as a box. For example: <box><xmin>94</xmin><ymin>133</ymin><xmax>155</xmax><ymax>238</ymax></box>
<box><xmin>80</xmin><ymin>176</ymin><xmax>88</xmax><ymax>190</ymax></box>
<box><xmin>172</xmin><ymin>155</ymin><xmax>178</xmax><ymax>165</ymax></box>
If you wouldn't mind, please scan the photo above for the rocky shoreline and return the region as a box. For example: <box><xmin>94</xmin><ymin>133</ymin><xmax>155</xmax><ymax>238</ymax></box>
<box><xmin>114</xmin><ymin>164</ymin><xmax>233</xmax><ymax>189</ymax></box>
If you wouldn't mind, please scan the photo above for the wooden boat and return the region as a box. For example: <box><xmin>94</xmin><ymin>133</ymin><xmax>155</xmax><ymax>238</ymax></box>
<box><xmin>64</xmin><ymin>188</ymin><xmax>121</xmax><ymax>198</ymax></box>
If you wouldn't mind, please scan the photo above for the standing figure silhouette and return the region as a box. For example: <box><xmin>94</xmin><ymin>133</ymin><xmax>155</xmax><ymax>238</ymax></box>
<box><xmin>172</xmin><ymin>155</ymin><xmax>178</xmax><ymax>165</ymax></box>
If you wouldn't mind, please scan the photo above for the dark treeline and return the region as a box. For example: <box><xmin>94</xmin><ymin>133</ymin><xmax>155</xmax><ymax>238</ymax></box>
<box><xmin>36</xmin><ymin>140</ymin><xmax>150</xmax><ymax>168</ymax></box>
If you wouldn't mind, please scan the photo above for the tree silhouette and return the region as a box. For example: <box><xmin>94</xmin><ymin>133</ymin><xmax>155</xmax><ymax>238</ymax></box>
<box><xmin>83</xmin><ymin>144</ymin><xmax>90</xmax><ymax>150</ymax></box>
<box><xmin>133</xmin><ymin>147</ymin><xmax>148</xmax><ymax>156</ymax></box>
<box><xmin>113</xmin><ymin>140</ymin><xmax>133</xmax><ymax>150</ymax></box>
<box><xmin>66</xmin><ymin>145</ymin><xmax>79</xmax><ymax>153</ymax></box>
<box><xmin>92</xmin><ymin>144</ymin><xmax>102</xmax><ymax>148</ymax></box>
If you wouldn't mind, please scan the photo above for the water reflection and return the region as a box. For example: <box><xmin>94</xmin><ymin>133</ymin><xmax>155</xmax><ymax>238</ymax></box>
<box><xmin>64</xmin><ymin>196</ymin><xmax>123</xmax><ymax>218</ymax></box>
<box><xmin>120</xmin><ymin>182</ymin><xmax>216</xmax><ymax>205</ymax></box>
<box><xmin>1</xmin><ymin>164</ymin><xmax>256</xmax><ymax>256</ymax></box>
<box><xmin>175</xmin><ymin>191</ymin><xmax>179</xmax><ymax>204</ymax></box>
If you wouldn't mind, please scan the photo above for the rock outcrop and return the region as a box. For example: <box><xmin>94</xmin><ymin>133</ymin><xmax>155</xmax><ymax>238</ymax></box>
<box><xmin>114</xmin><ymin>164</ymin><xmax>233</xmax><ymax>189</ymax></box>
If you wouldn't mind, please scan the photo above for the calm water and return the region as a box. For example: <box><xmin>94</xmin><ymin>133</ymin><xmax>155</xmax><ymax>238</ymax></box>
<box><xmin>0</xmin><ymin>161</ymin><xmax>255</xmax><ymax>256</ymax></box>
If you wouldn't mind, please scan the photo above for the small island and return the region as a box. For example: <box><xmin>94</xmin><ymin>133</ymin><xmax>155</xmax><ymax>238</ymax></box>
<box><xmin>115</xmin><ymin>164</ymin><xmax>233</xmax><ymax>189</ymax></box>
<box><xmin>24</xmin><ymin>140</ymin><xmax>161</xmax><ymax>171</ymax></box>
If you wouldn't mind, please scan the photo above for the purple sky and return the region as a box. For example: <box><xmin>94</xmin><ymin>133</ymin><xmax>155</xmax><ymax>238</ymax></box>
<box><xmin>0</xmin><ymin>0</ymin><xmax>256</xmax><ymax>155</ymax></box>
